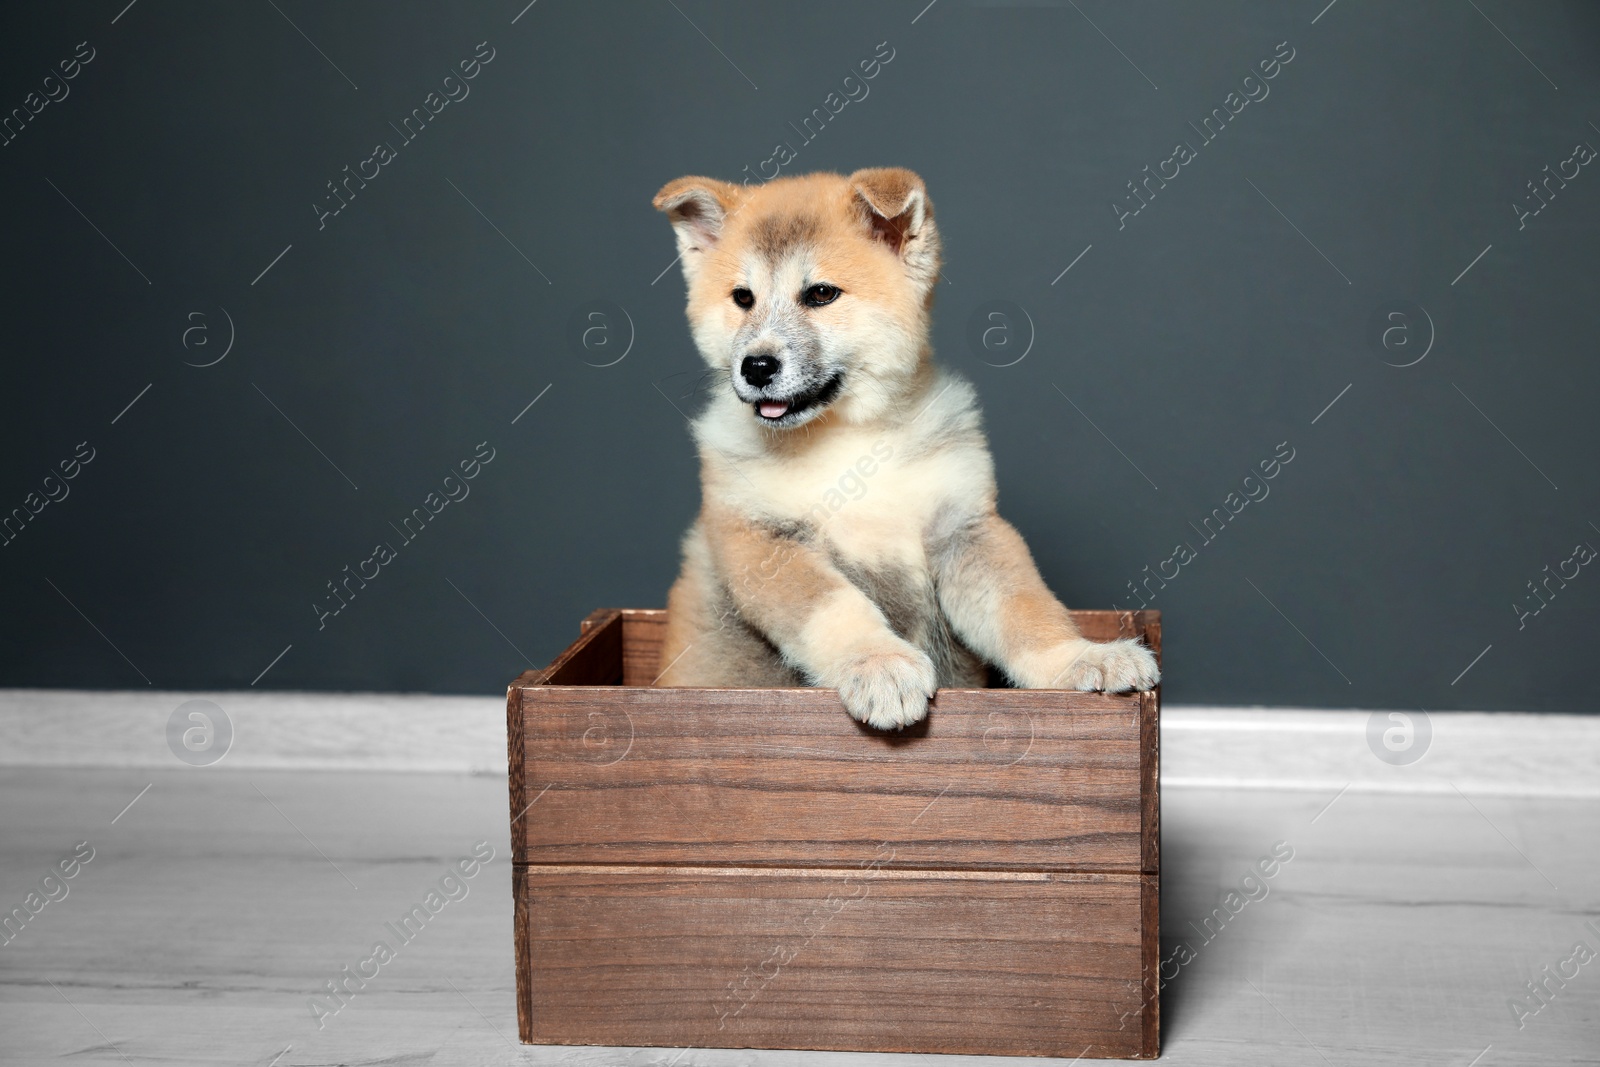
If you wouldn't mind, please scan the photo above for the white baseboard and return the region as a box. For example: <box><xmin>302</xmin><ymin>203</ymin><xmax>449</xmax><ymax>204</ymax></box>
<box><xmin>0</xmin><ymin>689</ymin><xmax>1594</xmax><ymax>797</ymax></box>
<box><xmin>1160</xmin><ymin>706</ymin><xmax>1600</xmax><ymax>798</ymax></box>
<box><xmin>0</xmin><ymin>688</ymin><xmax>509</xmax><ymax>775</ymax></box>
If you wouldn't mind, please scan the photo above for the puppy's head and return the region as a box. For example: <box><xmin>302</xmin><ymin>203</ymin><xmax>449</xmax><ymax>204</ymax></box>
<box><xmin>653</xmin><ymin>169</ymin><xmax>940</xmax><ymax>428</ymax></box>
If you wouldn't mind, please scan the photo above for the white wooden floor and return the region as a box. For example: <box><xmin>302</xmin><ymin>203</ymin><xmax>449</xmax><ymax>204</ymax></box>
<box><xmin>1</xmin><ymin>697</ymin><xmax>1597</xmax><ymax>1065</ymax></box>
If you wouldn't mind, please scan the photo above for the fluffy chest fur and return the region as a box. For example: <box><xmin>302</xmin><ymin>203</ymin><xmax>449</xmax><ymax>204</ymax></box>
<box><xmin>699</xmin><ymin>374</ymin><xmax>993</xmax><ymax>567</ymax></box>
<box><xmin>691</xmin><ymin>374</ymin><xmax>995</xmax><ymax>685</ymax></box>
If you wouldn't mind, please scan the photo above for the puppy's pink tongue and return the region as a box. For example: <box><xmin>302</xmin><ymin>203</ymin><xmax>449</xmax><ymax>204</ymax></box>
<box><xmin>758</xmin><ymin>401</ymin><xmax>790</xmax><ymax>419</ymax></box>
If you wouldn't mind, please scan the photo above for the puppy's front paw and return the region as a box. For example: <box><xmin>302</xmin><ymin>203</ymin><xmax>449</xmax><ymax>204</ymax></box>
<box><xmin>827</xmin><ymin>641</ymin><xmax>937</xmax><ymax>730</ymax></box>
<box><xmin>1028</xmin><ymin>638</ymin><xmax>1160</xmax><ymax>692</ymax></box>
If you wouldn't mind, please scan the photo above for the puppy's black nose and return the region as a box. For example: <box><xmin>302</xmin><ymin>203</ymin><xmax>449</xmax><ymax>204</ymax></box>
<box><xmin>741</xmin><ymin>354</ymin><xmax>780</xmax><ymax>387</ymax></box>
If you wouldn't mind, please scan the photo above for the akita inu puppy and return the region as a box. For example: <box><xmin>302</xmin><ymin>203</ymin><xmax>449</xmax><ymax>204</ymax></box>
<box><xmin>652</xmin><ymin>167</ymin><xmax>1159</xmax><ymax>728</ymax></box>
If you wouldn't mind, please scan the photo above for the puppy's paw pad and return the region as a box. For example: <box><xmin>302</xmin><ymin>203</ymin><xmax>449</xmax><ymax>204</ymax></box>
<box><xmin>834</xmin><ymin>646</ymin><xmax>937</xmax><ymax>730</ymax></box>
<box><xmin>1051</xmin><ymin>639</ymin><xmax>1159</xmax><ymax>693</ymax></box>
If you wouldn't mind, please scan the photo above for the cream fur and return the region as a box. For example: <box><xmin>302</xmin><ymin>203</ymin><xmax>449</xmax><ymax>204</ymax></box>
<box><xmin>652</xmin><ymin>169</ymin><xmax>1157</xmax><ymax>728</ymax></box>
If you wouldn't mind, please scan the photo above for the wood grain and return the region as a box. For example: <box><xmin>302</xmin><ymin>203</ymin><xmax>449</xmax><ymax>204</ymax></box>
<box><xmin>520</xmin><ymin>865</ymin><xmax>1157</xmax><ymax>1059</ymax></box>
<box><xmin>513</xmin><ymin>684</ymin><xmax>1149</xmax><ymax>871</ymax></box>
<box><xmin>511</xmin><ymin>609</ymin><xmax>1159</xmax><ymax>873</ymax></box>
<box><xmin>508</xmin><ymin>607</ymin><xmax>1161</xmax><ymax>1058</ymax></box>
<box><xmin>1141</xmin><ymin>687</ymin><xmax>1161</xmax><ymax>876</ymax></box>
<box><xmin>537</xmin><ymin>611</ymin><xmax>624</xmax><ymax>686</ymax></box>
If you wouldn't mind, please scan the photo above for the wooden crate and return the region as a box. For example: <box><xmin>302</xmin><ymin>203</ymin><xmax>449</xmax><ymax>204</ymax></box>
<box><xmin>506</xmin><ymin>607</ymin><xmax>1160</xmax><ymax>1059</ymax></box>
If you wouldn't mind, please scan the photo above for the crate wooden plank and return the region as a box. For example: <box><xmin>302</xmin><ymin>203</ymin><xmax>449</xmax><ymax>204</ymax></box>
<box><xmin>506</xmin><ymin>606</ymin><xmax>1162</xmax><ymax>1059</ymax></box>
<box><xmin>516</xmin><ymin>864</ymin><xmax>1158</xmax><ymax>1059</ymax></box>
<box><xmin>512</xmin><ymin>684</ymin><xmax>1148</xmax><ymax>871</ymax></box>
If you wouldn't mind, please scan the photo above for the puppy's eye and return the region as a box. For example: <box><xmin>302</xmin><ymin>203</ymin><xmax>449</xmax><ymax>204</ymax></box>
<box><xmin>732</xmin><ymin>287</ymin><xmax>755</xmax><ymax>309</ymax></box>
<box><xmin>802</xmin><ymin>283</ymin><xmax>841</xmax><ymax>308</ymax></box>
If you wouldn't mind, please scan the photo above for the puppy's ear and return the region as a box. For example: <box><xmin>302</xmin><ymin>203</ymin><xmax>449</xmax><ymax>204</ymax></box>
<box><xmin>849</xmin><ymin>167</ymin><xmax>940</xmax><ymax>289</ymax></box>
<box><xmin>653</xmin><ymin>176</ymin><xmax>741</xmax><ymax>285</ymax></box>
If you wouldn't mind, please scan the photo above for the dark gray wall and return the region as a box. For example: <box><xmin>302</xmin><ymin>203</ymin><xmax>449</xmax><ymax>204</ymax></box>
<box><xmin>2</xmin><ymin>0</ymin><xmax>1597</xmax><ymax>711</ymax></box>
